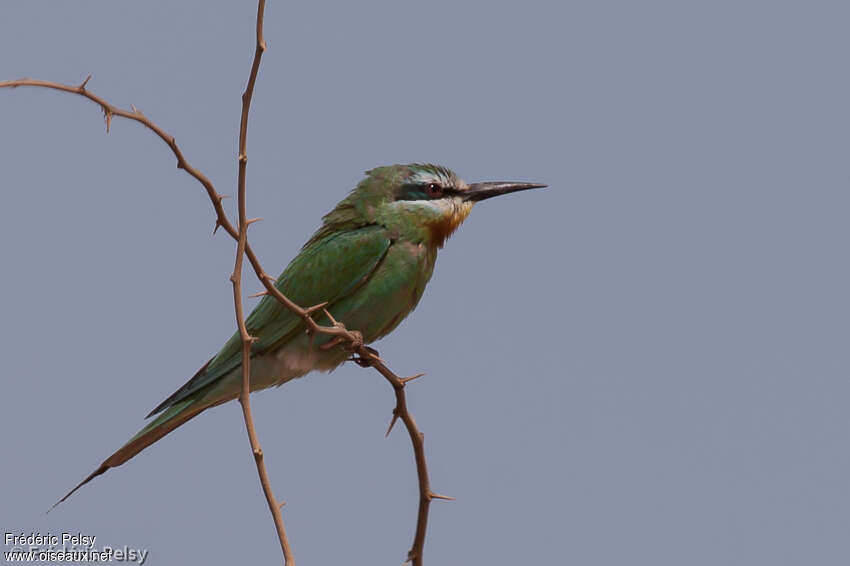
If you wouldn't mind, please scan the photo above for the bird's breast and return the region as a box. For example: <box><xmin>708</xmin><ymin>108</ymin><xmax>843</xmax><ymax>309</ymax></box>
<box><xmin>322</xmin><ymin>240</ymin><xmax>438</xmax><ymax>344</ymax></box>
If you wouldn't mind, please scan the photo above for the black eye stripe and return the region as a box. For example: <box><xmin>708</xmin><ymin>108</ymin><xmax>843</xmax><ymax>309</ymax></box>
<box><xmin>395</xmin><ymin>182</ymin><xmax>459</xmax><ymax>201</ymax></box>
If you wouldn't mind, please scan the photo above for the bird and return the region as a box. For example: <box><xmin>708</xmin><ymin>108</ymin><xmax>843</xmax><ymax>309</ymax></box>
<box><xmin>54</xmin><ymin>163</ymin><xmax>545</xmax><ymax>508</ymax></box>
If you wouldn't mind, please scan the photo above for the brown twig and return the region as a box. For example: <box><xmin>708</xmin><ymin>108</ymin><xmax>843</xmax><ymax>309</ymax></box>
<box><xmin>229</xmin><ymin>2</ymin><xmax>296</xmax><ymax>565</ymax></box>
<box><xmin>1</xmin><ymin>3</ymin><xmax>445</xmax><ymax>562</ymax></box>
<box><xmin>354</xmin><ymin>354</ymin><xmax>446</xmax><ymax>564</ymax></box>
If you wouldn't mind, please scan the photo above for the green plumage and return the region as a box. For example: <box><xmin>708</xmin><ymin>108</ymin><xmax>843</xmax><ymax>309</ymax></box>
<box><xmin>54</xmin><ymin>163</ymin><xmax>544</xmax><ymax>508</ymax></box>
<box><xmin>148</xmin><ymin>225</ymin><xmax>394</xmax><ymax>416</ymax></box>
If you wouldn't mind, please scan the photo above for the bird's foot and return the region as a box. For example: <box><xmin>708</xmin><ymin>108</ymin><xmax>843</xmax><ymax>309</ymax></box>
<box><xmin>349</xmin><ymin>345</ymin><xmax>379</xmax><ymax>367</ymax></box>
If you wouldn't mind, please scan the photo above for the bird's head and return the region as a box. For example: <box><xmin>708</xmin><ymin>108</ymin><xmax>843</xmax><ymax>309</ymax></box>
<box><xmin>317</xmin><ymin>164</ymin><xmax>545</xmax><ymax>248</ymax></box>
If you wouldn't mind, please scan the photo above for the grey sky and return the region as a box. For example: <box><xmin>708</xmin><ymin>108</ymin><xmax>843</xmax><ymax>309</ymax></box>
<box><xmin>2</xmin><ymin>1</ymin><xmax>848</xmax><ymax>564</ymax></box>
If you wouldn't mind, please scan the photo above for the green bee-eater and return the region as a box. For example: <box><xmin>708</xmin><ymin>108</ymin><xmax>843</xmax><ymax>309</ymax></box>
<box><xmin>56</xmin><ymin>163</ymin><xmax>545</xmax><ymax>506</ymax></box>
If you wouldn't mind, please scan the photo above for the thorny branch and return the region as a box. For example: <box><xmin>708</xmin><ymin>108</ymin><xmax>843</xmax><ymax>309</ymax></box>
<box><xmin>229</xmin><ymin>2</ymin><xmax>296</xmax><ymax>565</ymax></box>
<box><xmin>0</xmin><ymin>2</ymin><xmax>446</xmax><ymax>564</ymax></box>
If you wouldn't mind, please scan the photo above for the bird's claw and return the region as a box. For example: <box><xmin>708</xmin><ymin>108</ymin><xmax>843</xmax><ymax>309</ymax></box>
<box><xmin>348</xmin><ymin>344</ymin><xmax>379</xmax><ymax>367</ymax></box>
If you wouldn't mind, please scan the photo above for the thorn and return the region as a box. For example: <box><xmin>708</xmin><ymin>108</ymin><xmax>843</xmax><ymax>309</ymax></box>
<box><xmin>218</xmin><ymin>194</ymin><xmax>230</xmax><ymax>201</ymax></box>
<box><xmin>213</xmin><ymin>219</ymin><xmax>222</xmax><ymax>234</ymax></box>
<box><xmin>249</xmin><ymin>290</ymin><xmax>268</xmax><ymax>298</ymax></box>
<box><xmin>429</xmin><ymin>491</ymin><xmax>455</xmax><ymax>501</ymax></box>
<box><xmin>130</xmin><ymin>104</ymin><xmax>138</xmax><ymax>113</ymax></box>
<box><xmin>322</xmin><ymin>308</ymin><xmax>339</xmax><ymax>326</ymax></box>
<box><xmin>400</xmin><ymin>373</ymin><xmax>425</xmax><ymax>385</ymax></box>
<box><xmin>304</xmin><ymin>301</ymin><xmax>328</xmax><ymax>315</ymax></box>
<box><xmin>79</xmin><ymin>74</ymin><xmax>92</xmax><ymax>90</ymax></box>
<box><xmin>246</xmin><ymin>217</ymin><xmax>262</xmax><ymax>225</ymax></box>
<box><xmin>262</xmin><ymin>273</ymin><xmax>276</xmax><ymax>283</ymax></box>
<box><xmin>278</xmin><ymin>500</ymin><xmax>286</xmax><ymax>510</ymax></box>
<box><xmin>385</xmin><ymin>409</ymin><xmax>400</xmax><ymax>437</ymax></box>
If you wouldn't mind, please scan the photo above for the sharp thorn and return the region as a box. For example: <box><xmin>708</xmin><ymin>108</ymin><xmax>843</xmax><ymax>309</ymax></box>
<box><xmin>400</xmin><ymin>372</ymin><xmax>426</xmax><ymax>385</ymax></box>
<box><xmin>213</xmin><ymin>220</ymin><xmax>221</xmax><ymax>235</ymax></box>
<box><xmin>79</xmin><ymin>74</ymin><xmax>92</xmax><ymax>90</ymax></box>
<box><xmin>385</xmin><ymin>410</ymin><xmax>400</xmax><ymax>437</ymax></box>
<box><xmin>278</xmin><ymin>500</ymin><xmax>286</xmax><ymax>509</ymax></box>
<box><xmin>429</xmin><ymin>491</ymin><xmax>455</xmax><ymax>501</ymax></box>
<box><xmin>322</xmin><ymin>308</ymin><xmax>338</xmax><ymax>326</ymax></box>
<box><xmin>304</xmin><ymin>301</ymin><xmax>329</xmax><ymax>315</ymax></box>
<box><xmin>247</xmin><ymin>217</ymin><xmax>262</xmax><ymax>225</ymax></box>
<box><xmin>249</xmin><ymin>290</ymin><xmax>268</xmax><ymax>298</ymax></box>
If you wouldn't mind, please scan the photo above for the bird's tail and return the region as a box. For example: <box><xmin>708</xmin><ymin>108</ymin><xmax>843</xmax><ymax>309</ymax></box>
<box><xmin>50</xmin><ymin>396</ymin><xmax>209</xmax><ymax>511</ymax></box>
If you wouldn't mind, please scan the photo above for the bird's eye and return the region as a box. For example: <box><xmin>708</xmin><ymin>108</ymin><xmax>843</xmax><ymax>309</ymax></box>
<box><xmin>424</xmin><ymin>183</ymin><xmax>443</xmax><ymax>198</ymax></box>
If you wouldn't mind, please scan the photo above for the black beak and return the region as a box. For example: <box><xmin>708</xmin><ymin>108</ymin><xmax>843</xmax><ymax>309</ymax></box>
<box><xmin>463</xmin><ymin>181</ymin><xmax>547</xmax><ymax>202</ymax></box>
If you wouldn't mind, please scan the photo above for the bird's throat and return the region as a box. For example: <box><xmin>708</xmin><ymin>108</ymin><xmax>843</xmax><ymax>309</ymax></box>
<box><xmin>426</xmin><ymin>201</ymin><xmax>474</xmax><ymax>248</ymax></box>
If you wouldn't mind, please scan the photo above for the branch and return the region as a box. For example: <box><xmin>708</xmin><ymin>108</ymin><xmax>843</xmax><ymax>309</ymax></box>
<box><xmin>229</xmin><ymin>2</ymin><xmax>296</xmax><ymax>565</ymax></box>
<box><xmin>355</xmin><ymin>355</ymin><xmax>447</xmax><ymax>564</ymax></box>
<box><xmin>1</xmin><ymin>4</ymin><xmax>445</xmax><ymax>562</ymax></box>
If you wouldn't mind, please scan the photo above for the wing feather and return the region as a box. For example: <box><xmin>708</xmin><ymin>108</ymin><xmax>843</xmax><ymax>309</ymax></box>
<box><xmin>147</xmin><ymin>225</ymin><xmax>391</xmax><ymax>417</ymax></box>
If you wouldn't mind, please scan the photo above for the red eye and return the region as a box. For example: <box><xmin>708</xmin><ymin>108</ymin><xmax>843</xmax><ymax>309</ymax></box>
<box><xmin>425</xmin><ymin>183</ymin><xmax>443</xmax><ymax>198</ymax></box>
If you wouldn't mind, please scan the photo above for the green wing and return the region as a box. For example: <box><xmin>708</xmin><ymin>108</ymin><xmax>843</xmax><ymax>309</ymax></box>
<box><xmin>147</xmin><ymin>225</ymin><xmax>391</xmax><ymax>417</ymax></box>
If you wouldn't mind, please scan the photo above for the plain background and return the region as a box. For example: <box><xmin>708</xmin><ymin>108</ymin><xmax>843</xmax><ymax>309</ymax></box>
<box><xmin>2</xmin><ymin>1</ymin><xmax>848</xmax><ymax>564</ymax></box>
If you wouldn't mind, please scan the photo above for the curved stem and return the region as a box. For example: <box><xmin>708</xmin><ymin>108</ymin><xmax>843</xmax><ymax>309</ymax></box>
<box><xmin>229</xmin><ymin>2</ymin><xmax>296</xmax><ymax>565</ymax></box>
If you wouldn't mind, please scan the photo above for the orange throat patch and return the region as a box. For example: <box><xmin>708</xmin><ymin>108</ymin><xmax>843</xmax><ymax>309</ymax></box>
<box><xmin>426</xmin><ymin>201</ymin><xmax>474</xmax><ymax>248</ymax></box>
